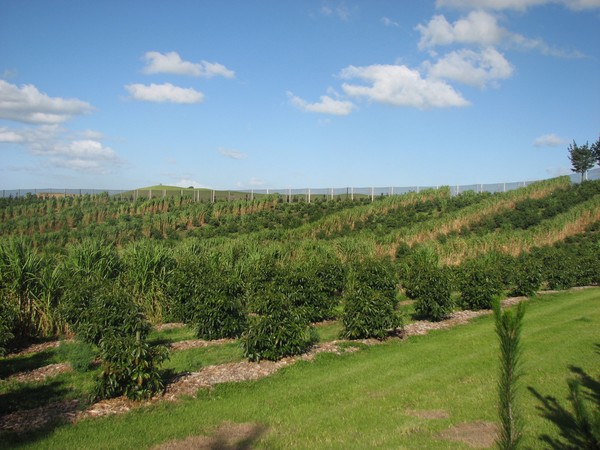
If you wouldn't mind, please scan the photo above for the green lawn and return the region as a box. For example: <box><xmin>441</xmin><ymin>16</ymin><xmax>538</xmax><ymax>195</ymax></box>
<box><xmin>3</xmin><ymin>288</ymin><xmax>598</xmax><ymax>449</ymax></box>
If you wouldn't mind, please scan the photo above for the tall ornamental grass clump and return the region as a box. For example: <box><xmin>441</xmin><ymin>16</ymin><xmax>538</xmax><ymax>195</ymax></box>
<box><xmin>241</xmin><ymin>287</ymin><xmax>317</xmax><ymax>361</ymax></box>
<box><xmin>494</xmin><ymin>300</ymin><xmax>525</xmax><ymax>450</ymax></box>
<box><xmin>121</xmin><ymin>240</ymin><xmax>175</xmax><ymax>324</ymax></box>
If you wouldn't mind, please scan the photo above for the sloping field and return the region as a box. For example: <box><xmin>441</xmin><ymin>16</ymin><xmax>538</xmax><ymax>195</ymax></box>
<box><xmin>5</xmin><ymin>288</ymin><xmax>598</xmax><ymax>449</ymax></box>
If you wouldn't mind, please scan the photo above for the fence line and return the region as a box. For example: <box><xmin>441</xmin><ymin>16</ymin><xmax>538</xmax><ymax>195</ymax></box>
<box><xmin>2</xmin><ymin>169</ymin><xmax>598</xmax><ymax>202</ymax></box>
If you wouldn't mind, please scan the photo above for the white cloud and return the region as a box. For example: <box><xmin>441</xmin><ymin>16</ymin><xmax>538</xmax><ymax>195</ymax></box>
<box><xmin>0</xmin><ymin>124</ymin><xmax>123</xmax><ymax>172</ymax></box>
<box><xmin>533</xmin><ymin>133</ymin><xmax>567</xmax><ymax>147</ymax></box>
<box><xmin>287</xmin><ymin>91</ymin><xmax>355</xmax><ymax>115</ymax></box>
<box><xmin>416</xmin><ymin>10</ymin><xmax>584</xmax><ymax>57</ymax></box>
<box><xmin>142</xmin><ymin>51</ymin><xmax>235</xmax><ymax>78</ymax></box>
<box><xmin>508</xmin><ymin>34</ymin><xmax>585</xmax><ymax>58</ymax></box>
<box><xmin>435</xmin><ymin>0</ymin><xmax>600</xmax><ymax>11</ymax></box>
<box><xmin>381</xmin><ymin>16</ymin><xmax>399</xmax><ymax>27</ymax></box>
<box><xmin>425</xmin><ymin>47</ymin><xmax>514</xmax><ymax>87</ymax></box>
<box><xmin>125</xmin><ymin>83</ymin><xmax>204</xmax><ymax>103</ymax></box>
<box><xmin>0</xmin><ymin>127</ymin><xmax>26</xmax><ymax>143</ymax></box>
<box><xmin>218</xmin><ymin>148</ymin><xmax>247</xmax><ymax>160</ymax></box>
<box><xmin>340</xmin><ymin>64</ymin><xmax>470</xmax><ymax>109</ymax></box>
<box><xmin>416</xmin><ymin>11</ymin><xmax>506</xmax><ymax>49</ymax></box>
<box><xmin>199</xmin><ymin>61</ymin><xmax>235</xmax><ymax>79</ymax></box>
<box><xmin>0</xmin><ymin>80</ymin><xmax>92</xmax><ymax>124</ymax></box>
<box><xmin>174</xmin><ymin>179</ymin><xmax>210</xmax><ymax>189</ymax></box>
<box><xmin>81</xmin><ymin>129</ymin><xmax>105</xmax><ymax>140</ymax></box>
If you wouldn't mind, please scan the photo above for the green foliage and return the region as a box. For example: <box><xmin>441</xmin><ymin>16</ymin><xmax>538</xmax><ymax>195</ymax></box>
<box><xmin>64</xmin><ymin>284</ymin><xmax>150</xmax><ymax>347</ymax></box>
<box><xmin>0</xmin><ymin>300</ymin><xmax>17</xmax><ymax>355</ymax></box>
<box><xmin>510</xmin><ymin>254</ymin><xmax>542</xmax><ymax>297</ymax></box>
<box><xmin>402</xmin><ymin>248</ymin><xmax>453</xmax><ymax>321</ymax></box>
<box><xmin>120</xmin><ymin>240</ymin><xmax>175</xmax><ymax>323</ymax></box>
<box><xmin>64</xmin><ymin>238</ymin><xmax>120</xmax><ymax>281</ymax></box>
<box><xmin>193</xmin><ymin>289</ymin><xmax>247</xmax><ymax>340</ymax></box>
<box><xmin>94</xmin><ymin>331</ymin><xmax>169</xmax><ymax>401</ymax></box>
<box><xmin>568</xmin><ymin>140</ymin><xmax>596</xmax><ymax>182</ymax></box>
<box><xmin>56</xmin><ymin>340</ymin><xmax>97</xmax><ymax>372</ymax></box>
<box><xmin>494</xmin><ymin>300</ymin><xmax>525</xmax><ymax>450</ymax></box>
<box><xmin>459</xmin><ymin>256</ymin><xmax>503</xmax><ymax>310</ymax></box>
<box><xmin>350</xmin><ymin>257</ymin><xmax>398</xmax><ymax>300</ymax></box>
<box><xmin>241</xmin><ymin>288</ymin><xmax>318</xmax><ymax>361</ymax></box>
<box><xmin>341</xmin><ymin>282</ymin><xmax>401</xmax><ymax>340</ymax></box>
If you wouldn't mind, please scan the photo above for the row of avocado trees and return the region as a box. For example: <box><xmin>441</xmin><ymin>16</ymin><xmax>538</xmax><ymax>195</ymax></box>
<box><xmin>1</xmin><ymin>229</ymin><xmax>598</xmax><ymax>400</ymax></box>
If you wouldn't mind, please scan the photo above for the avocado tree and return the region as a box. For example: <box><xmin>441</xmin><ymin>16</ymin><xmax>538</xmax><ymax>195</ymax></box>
<box><xmin>568</xmin><ymin>140</ymin><xmax>595</xmax><ymax>182</ymax></box>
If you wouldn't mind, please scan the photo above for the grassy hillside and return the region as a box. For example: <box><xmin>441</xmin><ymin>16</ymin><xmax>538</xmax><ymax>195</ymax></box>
<box><xmin>3</xmin><ymin>289</ymin><xmax>598</xmax><ymax>448</ymax></box>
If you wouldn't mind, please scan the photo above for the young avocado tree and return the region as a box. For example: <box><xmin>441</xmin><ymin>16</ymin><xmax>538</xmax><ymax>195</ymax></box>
<box><xmin>494</xmin><ymin>300</ymin><xmax>525</xmax><ymax>450</ymax></box>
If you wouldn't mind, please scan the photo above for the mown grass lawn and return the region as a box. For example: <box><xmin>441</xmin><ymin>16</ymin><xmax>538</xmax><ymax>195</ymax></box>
<box><xmin>4</xmin><ymin>288</ymin><xmax>599</xmax><ymax>449</ymax></box>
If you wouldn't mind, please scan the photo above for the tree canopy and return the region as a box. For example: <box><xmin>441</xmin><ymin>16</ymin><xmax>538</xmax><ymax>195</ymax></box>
<box><xmin>568</xmin><ymin>140</ymin><xmax>595</xmax><ymax>182</ymax></box>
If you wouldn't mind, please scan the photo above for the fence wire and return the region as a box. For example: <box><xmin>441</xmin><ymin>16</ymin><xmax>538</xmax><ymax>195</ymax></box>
<box><xmin>2</xmin><ymin>168</ymin><xmax>598</xmax><ymax>201</ymax></box>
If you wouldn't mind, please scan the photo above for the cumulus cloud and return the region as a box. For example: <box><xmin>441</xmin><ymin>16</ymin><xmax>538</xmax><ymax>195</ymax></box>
<box><xmin>218</xmin><ymin>148</ymin><xmax>247</xmax><ymax>160</ymax></box>
<box><xmin>435</xmin><ymin>0</ymin><xmax>600</xmax><ymax>11</ymax></box>
<box><xmin>416</xmin><ymin>10</ymin><xmax>584</xmax><ymax>57</ymax></box>
<box><xmin>287</xmin><ymin>91</ymin><xmax>355</xmax><ymax>115</ymax></box>
<box><xmin>425</xmin><ymin>47</ymin><xmax>514</xmax><ymax>87</ymax></box>
<box><xmin>416</xmin><ymin>11</ymin><xmax>506</xmax><ymax>49</ymax></box>
<box><xmin>0</xmin><ymin>80</ymin><xmax>93</xmax><ymax>124</ymax></box>
<box><xmin>142</xmin><ymin>51</ymin><xmax>235</xmax><ymax>78</ymax></box>
<box><xmin>533</xmin><ymin>133</ymin><xmax>567</xmax><ymax>147</ymax></box>
<box><xmin>340</xmin><ymin>64</ymin><xmax>470</xmax><ymax>109</ymax></box>
<box><xmin>0</xmin><ymin>124</ymin><xmax>123</xmax><ymax>172</ymax></box>
<box><xmin>0</xmin><ymin>127</ymin><xmax>26</xmax><ymax>143</ymax></box>
<box><xmin>125</xmin><ymin>83</ymin><xmax>204</xmax><ymax>103</ymax></box>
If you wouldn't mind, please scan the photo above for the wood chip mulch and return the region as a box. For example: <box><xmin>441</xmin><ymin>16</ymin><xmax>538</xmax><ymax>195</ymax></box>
<box><xmin>7</xmin><ymin>362</ymin><xmax>73</xmax><ymax>384</ymax></box>
<box><xmin>1</xmin><ymin>293</ymin><xmax>543</xmax><ymax>435</ymax></box>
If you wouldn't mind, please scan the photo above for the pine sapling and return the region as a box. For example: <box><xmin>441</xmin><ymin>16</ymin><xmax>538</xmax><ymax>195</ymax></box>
<box><xmin>494</xmin><ymin>300</ymin><xmax>525</xmax><ymax>450</ymax></box>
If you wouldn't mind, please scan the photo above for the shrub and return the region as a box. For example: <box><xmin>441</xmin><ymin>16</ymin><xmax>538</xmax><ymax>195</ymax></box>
<box><xmin>193</xmin><ymin>289</ymin><xmax>247</xmax><ymax>340</ymax></box>
<box><xmin>0</xmin><ymin>300</ymin><xmax>16</xmax><ymax>355</ymax></box>
<box><xmin>458</xmin><ymin>256</ymin><xmax>503</xmax><ymax>310</ymax></box>
<box><xmin>341</xmin><ymin>283</ymin><xmax>401</xmax><ymax>340</ymax></box>
<box><xmin>241</xmin><ymin>288</ymin><xmax>317</xmax><ymax>361</ymax></box>
<box><xmin>510</xmin><ymin>254</ymin><xmax>542</xmax><ymax>297</ymax></box>
<box><xmin>414</xmin><ymin>266</ymin><xmax>453</xmax><ymax>321</ymax></box>
<box><xmin>94</xmin><ymin>331</ymin><xmax>169</xmax><ymax>400</ymax></box>
<box><xmin>402</xmin><ymin>248</ymin><xmax>453</xmax><ymax>321</ymax></box>
<box><xmin>537</xmin><ymin>247</ymin><xmax>579</xmax><ymax>290</ymax></box>
<box><xmin>351</xmin><ymin>257</ymin><xmax>398</xmax><ymax>300</ymax></box>
<box><xmin>275</xmin><ymin>263</ymin><xmax>338</xmax><ymax>323</ymax></box>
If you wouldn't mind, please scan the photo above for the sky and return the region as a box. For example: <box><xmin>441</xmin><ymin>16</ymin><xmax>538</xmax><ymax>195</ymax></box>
<box><xmin>1</xmin><ymin>0</ymin><xmax>599</xmax><ymax>191</ymax></box>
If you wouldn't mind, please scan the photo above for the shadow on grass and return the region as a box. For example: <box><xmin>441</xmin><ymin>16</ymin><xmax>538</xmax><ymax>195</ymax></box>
<box><xmin>528</xmin><ymin>362</ymin><xmax>600</xmax><ymax>450</ymax></box>
<box><xmin>0</xmin><ymin>379</ymin><xmax>72</xmax><ymax>415</ymax></box>
<box><xmin>0</xmin><ymin>349</ymin><xmax>55</xmax><ymax>379</ymax></box>
<box><xmin>0</xmin><ymin>380</ymin><xmax>81</xmax><ymax>448</ymax></box>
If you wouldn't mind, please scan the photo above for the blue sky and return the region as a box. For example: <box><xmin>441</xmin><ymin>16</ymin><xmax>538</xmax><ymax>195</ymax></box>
<box><xmin>1</xmin><ymin>0</ymin><xmax>599</xmax><ymax>191</ymax></box>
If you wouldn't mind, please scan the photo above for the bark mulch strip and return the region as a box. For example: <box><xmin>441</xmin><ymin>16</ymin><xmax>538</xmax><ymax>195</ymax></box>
<box><xmin>2</xmin><ymin>293</ymin><xmax>548</xmax><ymax>435</ymax></box>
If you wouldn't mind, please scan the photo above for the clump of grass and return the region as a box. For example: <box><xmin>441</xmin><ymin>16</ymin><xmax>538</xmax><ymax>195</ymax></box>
<box><xmin>56</xmin><ymin>340</ymin><xmax>97</xmax><ymax>372</ymax></box>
